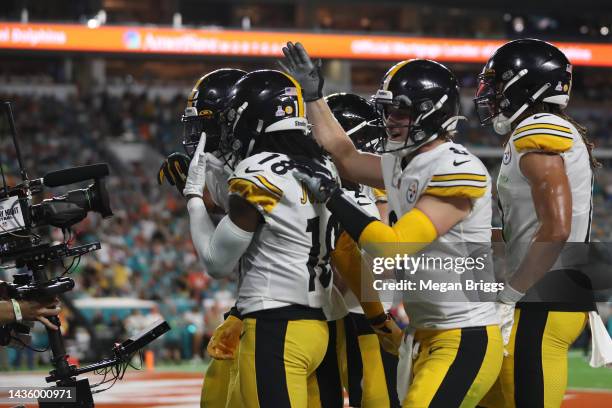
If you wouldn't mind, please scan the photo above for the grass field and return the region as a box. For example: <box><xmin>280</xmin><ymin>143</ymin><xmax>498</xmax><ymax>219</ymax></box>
<box><xmin>1</xmin><ymin>350</ymin><xmax>610</xmax><ymax>407</ymax></box>
<box><xmin>567</xmin><ymin>351</ymin><xmax>612</xmax><ymax>390</ymax></box>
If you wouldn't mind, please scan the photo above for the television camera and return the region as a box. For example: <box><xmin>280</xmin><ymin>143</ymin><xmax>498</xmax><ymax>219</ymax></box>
<box><xmin>0</xmin><ymin>101</ymin><xmax>169</xmax><ymax>407</ymax></box>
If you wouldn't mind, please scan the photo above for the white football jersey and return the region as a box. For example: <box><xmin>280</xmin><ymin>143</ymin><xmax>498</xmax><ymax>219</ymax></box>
<box><xmin>204</xmin><ymin>152</ymin><xmax>232</xmax><ymax>212</ymax></box>
<box><xmin>381</xmin><ymin>141</ymin><xmax>498</xmax><ymax>329</ymax></box>
<box><xmin>228</xmin><ymin>152</ymin><xmax>339</xmax><ymax>316</ymax></box>
<box><xmin>497</xmin><ymin>113</ymin><xmax>593</xmax><ymax>276</ymax></box>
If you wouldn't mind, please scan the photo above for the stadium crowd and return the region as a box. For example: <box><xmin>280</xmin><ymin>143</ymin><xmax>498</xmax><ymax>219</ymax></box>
<box><xmin>0</xmin><ymin>75</ymin><xmax>611</xmax><ymax>368</ymax></box>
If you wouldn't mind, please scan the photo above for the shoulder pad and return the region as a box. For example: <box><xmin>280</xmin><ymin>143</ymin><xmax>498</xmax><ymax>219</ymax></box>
<box><xmin>424</xmin><ymin>146</ymin><xmax>488</xmax><ymax>199</ymax></box>
<box><xmin>228</xmin><ymin>153</ymin><xmax>286</xmax><ymax>214</ymax></box>
<box><xmin>511</xmin><ymin>114</ymin><xmax>574</xmax><ymax>153</ymax></box>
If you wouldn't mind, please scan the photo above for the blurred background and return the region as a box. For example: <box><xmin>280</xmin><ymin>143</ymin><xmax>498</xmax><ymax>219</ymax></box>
<box><xmin>0</xmin><ymin>1</ymin><xmax>611</xmax><ymax>406</ymax></box>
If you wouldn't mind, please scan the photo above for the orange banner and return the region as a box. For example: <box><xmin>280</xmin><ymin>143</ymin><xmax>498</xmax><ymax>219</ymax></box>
<box><xmin>1</xmin><ymin>23</ymin><xmax>611</xmax><ymax>67</ymax></box>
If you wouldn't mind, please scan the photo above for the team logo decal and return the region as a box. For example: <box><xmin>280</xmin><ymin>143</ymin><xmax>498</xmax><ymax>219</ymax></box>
<box><xmin>502</xmin><ymin>144</ymin><xmax>512</xmax><ymax>165</ymax></box>
<box><xmin>406</xmin><ymin>180</ymin><xmax>419</xmax><ymax>203</ymax></box>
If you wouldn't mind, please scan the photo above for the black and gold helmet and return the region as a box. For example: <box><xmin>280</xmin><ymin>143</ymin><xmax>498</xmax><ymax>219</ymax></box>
<box><xmin>474</xmin><ymin>39</ymin><xmax>572</xmax><ymax>135</ymax></box>
<box><xmin>372</xmin><ymin>59</ymin><xmax>462</xmax><ymax>156</ymax></box>
<box><xmin>325</xmin><ymin>93</ymin><xmax>382</xmax><ymax>153</ymax></box>
<box><xmin>223</xmin><ymin>69</ymin><xmax>310</xmax><ymax>161</ymax></box>
<box><xmin>182</xmin><ymin>68</ymin><xmax>246</xmax><ymax>156</ymax></box>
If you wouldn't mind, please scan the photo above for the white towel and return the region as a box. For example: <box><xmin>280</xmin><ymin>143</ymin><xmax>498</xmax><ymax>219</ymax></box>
<box><xmin>397</xmin><ymin>326</ymin><xmax>417</xmax><ymax>403</ymax></box>
<box><xmin>588</xmin><ymin>311</ymin><xmax>612</xmax><ymax>368</ymax></box>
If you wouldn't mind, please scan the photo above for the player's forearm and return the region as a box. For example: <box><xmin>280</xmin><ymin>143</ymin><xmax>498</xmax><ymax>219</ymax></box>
<box><xmin>509</xmin><ymin>225</ymin><xmax>567</xmax><ymax>293</ymax></box>
<box><xmin>330</xmin><ymin>233</ymin><xmax>385</xmax><ymax>319</ymax></box>
<box><xmin>307</xmin><ymin>99</ymin><xmax>384</xmax><ymax>188</ymax></box>
<box><xmin>307</xmin><ymin>99</ymin><xmax>355</xmax><ymax>157</ymax></box>
<box><xmin>187</xmin><ymin>198</ymin><xmax>252</xmax><ymax>278</ymax></box>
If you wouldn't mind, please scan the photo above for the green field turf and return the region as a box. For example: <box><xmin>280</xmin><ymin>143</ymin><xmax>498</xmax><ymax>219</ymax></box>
<box><xmin>4</xmin><ymin>351</ymin><xmax>611</xmax><ymax>391</ymax></box>
<box><xmin>567</xmin><ymin>350</ymin><xmax>612</xmax><ymax>390</ymax></box>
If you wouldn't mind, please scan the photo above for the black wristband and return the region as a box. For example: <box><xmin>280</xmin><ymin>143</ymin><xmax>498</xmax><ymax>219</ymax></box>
<box><xmin>223</xmin><ymin>305</ymin><xmax>242</xmax><ymax>321</ymax></box>
<box><xmin>326</xmin><ymin>189</ymin><xmax>377</xmax><ymax>242</ymax></box>
<box><xmin>367</xmin><ymin>312</ymin><xmax>389</xmax><ymax>327</ymax></box>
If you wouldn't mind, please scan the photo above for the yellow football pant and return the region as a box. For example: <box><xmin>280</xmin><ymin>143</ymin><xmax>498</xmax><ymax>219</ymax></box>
<box><xmin>336</xmin><ymin>314</ymin><xmax>400</xmax><ymax>407</ymax></box>
<box><xmin>200</xmin><ymin>353</ymin><xmax>240</xmax><ymax>408</ymax></box>
<box><xmin>405</xmin><ymin>325</ymin><xmax>503</xmax><ymax>408</ymax></box>
<box><xmin>480</xmin><ymin>309</ymin><xmax>588</xmax><ymax>408</ymax></box>
<box><xmin>239</xmin><ymin>318</ymin><xmax>329</xmax><ymax>408</ymax></box>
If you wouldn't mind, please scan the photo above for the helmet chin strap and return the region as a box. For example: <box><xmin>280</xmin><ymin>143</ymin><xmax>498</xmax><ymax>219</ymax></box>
<box><xmin>493</xmin><ymin>83</ymin><xmax>552</xmax><ymax>135</ymax></box>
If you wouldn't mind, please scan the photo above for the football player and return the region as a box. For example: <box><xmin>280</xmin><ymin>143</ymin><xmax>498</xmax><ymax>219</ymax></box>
<box><xmin>157</xmin><ymin>67</ymin><xmax>246</xmax><ymax>408</ymax></box>
<box><xmin>182</xmin><ymin>69</ymin><xmax>344</xmax><ymax>408</ymax></box>
<box><xmin>326</xmin><ymin>92</ymin><xmax>400</xmax><ymax>408</ymax></box>
<box><xmin>280</xmin><ymin>42</ymin><xmax>504</xmax><ymax>407</ymax></box>
<box><xmin>474</xmin><ymin>39</ymin><xmax>600</xmax><ymax>408</ymax></box>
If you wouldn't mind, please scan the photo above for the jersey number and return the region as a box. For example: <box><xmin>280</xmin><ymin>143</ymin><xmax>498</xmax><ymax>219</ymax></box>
<box><xmin>306</xmin><ymin>216</ymin><xmax>337</xmax><ymax>291</ymax></box>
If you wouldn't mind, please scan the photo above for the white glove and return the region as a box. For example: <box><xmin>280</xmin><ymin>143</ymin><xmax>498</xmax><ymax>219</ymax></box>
<box><xmin>496</xmin><ymin>302</ymin><xmax>516</xmax><ymax>348</ymax></box>
<box><xmin>183</xmin><ymin>133</ymin><xmax>207</xmax><ymax>198</ymax></box>
<box><xmin>496</xmin><ymin>284</ymin><xmax>524</xmax><ymax>349</ymax></box>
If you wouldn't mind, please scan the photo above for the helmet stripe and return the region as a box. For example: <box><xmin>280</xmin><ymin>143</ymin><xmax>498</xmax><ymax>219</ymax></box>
<box><xmin>187</xmin><ymin>75</ymin><xmax>206</xmax><ymax>107</ymax></box>
<box><xmin>280</xmin><ymin>72</ymin><xmax>305</xmax><ymax>117</ymax></box>
<box><xmin>382</xmin><ymin>60</ymin><xmax>412</xmax><ymax>91</ymax></box>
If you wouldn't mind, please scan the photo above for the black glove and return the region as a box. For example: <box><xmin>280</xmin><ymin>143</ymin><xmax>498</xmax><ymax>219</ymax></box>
<box><xmin>279</xmin><ymin>42</ymin><xmax>324</xmax><ymax>102</ymax></box>
<box><xmin>158</xmin><ymin>152</ymin><xmax>190</xmax><ymax>196</ymax></box>
<box><xmin>292</xmin><ymin>160</ymin><xmax>339</xmax><ymax>203</ymax></box>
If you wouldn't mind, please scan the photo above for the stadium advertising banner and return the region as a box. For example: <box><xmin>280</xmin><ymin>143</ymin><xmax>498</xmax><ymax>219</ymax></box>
<box><xmin>1</xmin><ymin>22</ymin><xmax>612</xmax><ymax>66</ymax></box>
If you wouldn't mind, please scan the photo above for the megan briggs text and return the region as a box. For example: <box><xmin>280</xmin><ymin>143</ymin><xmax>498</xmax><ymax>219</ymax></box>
<box><xmin>373</xmin><ymin>279</ymin><xmax>505</xmax><ymax>293</ymax></box>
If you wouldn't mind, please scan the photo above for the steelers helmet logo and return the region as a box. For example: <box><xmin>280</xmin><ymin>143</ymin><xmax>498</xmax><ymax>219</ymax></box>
<box><xmin>284</xmin><ymin>105</ymin><xmax>293</xmax><ymax>115</ymax></box>
<box><xmin>406</xmin><ymin>180</ymin><xmax>419</xmax><ymax>203</ymax></box>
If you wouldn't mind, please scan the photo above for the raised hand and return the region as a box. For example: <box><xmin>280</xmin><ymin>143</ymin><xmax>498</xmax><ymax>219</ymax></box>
<box><xmin>279</xmin><ymin>42</ymin><xmax>324</xmax><ymax>102</ymax></box>
<box><xmin>183</xmin><ymin>133</ymin><xmax>208</xmax><ymax>198</ymax></box>
<box><xmin>158</xmin><ymin>152</ymin><xmax>190</xmax><ymax>196</ymax></box>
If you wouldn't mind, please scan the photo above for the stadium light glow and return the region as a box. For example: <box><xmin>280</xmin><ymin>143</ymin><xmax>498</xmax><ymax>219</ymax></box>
<box><xmin>1</xmin><ymin>22</ymin><xmax>612</xmax><ymax>67</ymax></box>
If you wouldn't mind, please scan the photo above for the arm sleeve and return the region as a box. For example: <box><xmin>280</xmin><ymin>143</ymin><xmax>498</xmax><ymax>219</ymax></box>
<box><xmin>326</xmin><ymin>190</ymin><xmax>438</xmax><ymax>254</ymax></box>
<box><xmin>357</xmin><ymin>208</ymin><xmax>438</xmax><ymax>256</ymax></box>
<box><xmin>187</xmin><ymin>198</ymin><xmax>254</xmax><ymax>279</ymax></box>
<box><xmin>330</xmin><ymin>231</ymin><xmax>385</xmax><ymax>319</ymax></box>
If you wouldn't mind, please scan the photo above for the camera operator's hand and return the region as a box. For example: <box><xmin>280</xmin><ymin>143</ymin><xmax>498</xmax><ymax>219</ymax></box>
<box><xmin>20</xmin><ymin>298</ymin><xmax>61</xmax><ymax>330</ymax></box>
<box><xmin>183</xmin><ymin>133</ymin><xmax>208</xmax><ymax>198</ymax></box>
<box><xmin>158</xmin><ymin>152</ymin><xmax>190</xmax><ymax>196</ymax></box>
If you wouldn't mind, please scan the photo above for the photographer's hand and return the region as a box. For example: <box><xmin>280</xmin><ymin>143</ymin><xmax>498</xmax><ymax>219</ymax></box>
<box><xmin>20</xmin><ymin>299</ymin><xmax>61</xmax><ymax>330</ymax></box>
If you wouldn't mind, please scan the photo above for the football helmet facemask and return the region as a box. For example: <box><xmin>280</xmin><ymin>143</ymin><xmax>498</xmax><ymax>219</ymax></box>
<box><xmin>372</xmin><ymin>59</ymin><xmax>464</xmax><ymax>157</ymax></box>
<box><xmin>474</xmin><ymin>38</ymin><xmax>572</xmax><ymax>135</ymax></box>
<box><xmin>182</xmin><ymin>68</ymin><xmax>246</xmax><ymax>157</ymax></box>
